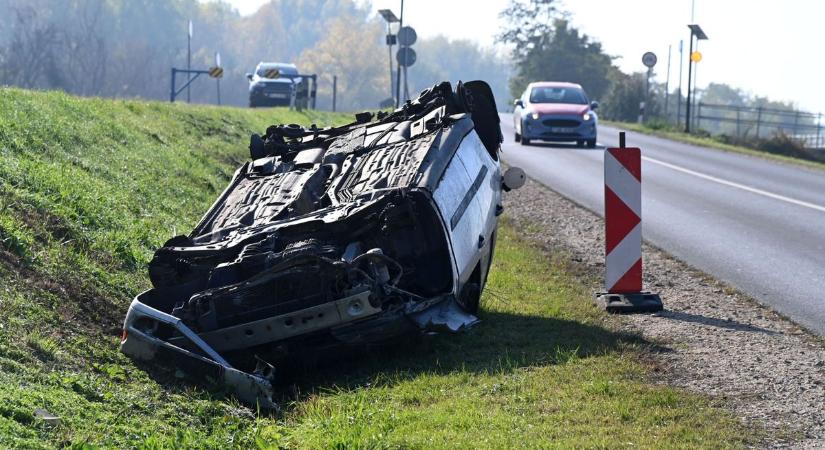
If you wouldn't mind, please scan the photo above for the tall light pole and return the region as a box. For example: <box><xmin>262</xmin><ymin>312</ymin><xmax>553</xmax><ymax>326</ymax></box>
<box><xmin>378</xmin><ymin>9</ymin><xmax>399</xmax><ymax>106</ymax></box>
<box><xmin>685</xmin><ymin>24</ymin><xmax>707</xmax><ymax>133</ymax></box>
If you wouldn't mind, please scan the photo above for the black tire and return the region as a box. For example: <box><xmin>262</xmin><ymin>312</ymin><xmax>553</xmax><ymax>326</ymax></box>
<box><xmin>521</xmin><ymin>137</ymin><xmax>531</xmax><ymax>146</ymax></box>
<box><xmin>586</xmin><ymin>139</ymin><xmax>597</xmax><ymax>148</ymax></box>
<box><xmin>514</xmin><ymin>132</ymin><xmax>521</xmax><ymax>143</ymax></box>
<box><xmin>576</xmin><ymin>140</ymin><xmax>584</xmax><ymax>147</ymax></box>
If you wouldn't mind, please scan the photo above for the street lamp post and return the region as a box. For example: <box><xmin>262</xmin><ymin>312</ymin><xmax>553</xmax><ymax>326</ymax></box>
<box><xmin>685</xmin><ymin>24</ymin><xmax>708</xmax><ymax>133</ymax></box>
<box><xmin>378</xmin><ymin>9</ymin><xmax>399</xmax><ymax>106</ymax></box>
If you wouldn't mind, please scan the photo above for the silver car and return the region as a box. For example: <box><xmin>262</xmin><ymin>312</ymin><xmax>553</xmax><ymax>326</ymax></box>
<box><xmin>120</xmin><ymin>81</ymin><xmax>525</xmax><ymax>408</ymax></box>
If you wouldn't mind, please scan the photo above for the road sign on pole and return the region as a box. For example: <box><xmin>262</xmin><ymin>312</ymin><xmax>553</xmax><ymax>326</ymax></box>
<box><xmin>642</xmin><ymin>51</ymin><xmax>657</xmax><ymax>68</ymax></box>
<box><xmin>690</xmin><ymin>51</ymin><xmax>702</xmax><ymax>63</ymax></box>
<box><xmin>396</xmin><ymin>47</ymin><xmax>417</xmax><ymax>67</ymax></box>
<box><xmin>398</xmin><ymin>26</ymin><xmax>417</xmax><ymax>46</ymax></box>
<box><xmin>595</xmin><ymin>132</ymin><xmax>663</xmax><ymax>313</ymax></box>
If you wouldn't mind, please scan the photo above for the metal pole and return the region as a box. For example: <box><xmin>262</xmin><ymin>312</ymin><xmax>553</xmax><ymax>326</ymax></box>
<box><xmin>395</xmin><ymin>0</ymin><xmax>404</xmax><ymax>108</ymax></box>
<box><xmin>187</xmin><ymin>21</ymin><xmax>192</xmax><ymax>103</ymax></box>
<box><xmin>692</xmin><ymin>40</ymin><xmax>700</xmax><ymax>131</ymax></box>
<box><xmin>170</xmin><ymin>68</ymin><xmax>176</xmax><ymax>102</ymax></box>
<box><xmin>665</xmin><ymin>44</ymin><xmax>671</xmax><ymax>120</ymax></box>
<box><xmin>644</xmin><ymin>68</ymin><xmax>650</xmax><ymax>123</ymax></box>
<box><xmin>756</xmin><ymin>106</ymin><xmax>763</xmax><ymax>138</ymax></box>
<box><xmin>677</xmin><ymin>40</ymin><xmax>683</xmax><ymax>125</ymax></box>
<box><xmin>736</xmin><ymin>107</ymin><xmax>741</xmax><ymax>138</ymax></box>
<box><xmin>332</xmin><ymin>75</ymin><xmax>337</xmax><ymax>112</ymax></box>
<box><xmin>386</xmin><ymin>22</ymin><xmax>394</xmax><ymax>104</ymax></box>
<box><xmin>685</xmin><ymin>33</ymin><xmax>694</xmax><ymax>132</ymax></box>
<box><xmin>403</xmin><ymin>65</ymin><xmax>409</xmax><ymax>102</ymax></box>
<box><xmin>217</xmin><ymin>79</ymin><xmax>221</xmax><ymax>106</ymax></box>
<box><xmin>817</xmin><ymin>113</ymin><xmax>822</xmax><ymax>148</ymax></box>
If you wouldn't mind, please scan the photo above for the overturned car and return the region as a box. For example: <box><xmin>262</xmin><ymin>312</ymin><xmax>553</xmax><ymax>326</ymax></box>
<box><xmin>120</xmin><ymin>80</ymin><xmax>525</xmax><ymax>408</ymax></box>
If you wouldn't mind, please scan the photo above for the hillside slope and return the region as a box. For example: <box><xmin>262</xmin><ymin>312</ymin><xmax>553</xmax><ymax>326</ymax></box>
<box><xmin>0</xmin><ymin>89</ymin><xmax>745</xmax><ymax>448</ymax></box>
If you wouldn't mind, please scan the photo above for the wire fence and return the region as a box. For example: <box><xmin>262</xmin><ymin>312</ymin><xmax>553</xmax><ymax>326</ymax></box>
<box><xmin>692</xmin><ymin>103</ymin><xmax>825</xmax><ymax>150</ymax></box>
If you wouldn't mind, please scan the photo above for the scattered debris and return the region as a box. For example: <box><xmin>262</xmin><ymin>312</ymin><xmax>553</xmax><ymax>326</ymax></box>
<box><xmin>33</xmin><ymin>408</ymin><xmax>60</xmax><ymax>426</ymax></box>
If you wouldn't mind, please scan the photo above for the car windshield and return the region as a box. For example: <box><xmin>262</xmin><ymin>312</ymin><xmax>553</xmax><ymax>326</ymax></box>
<box><xmin>256</xmin><ymin>65</ymin><xmax>298</xmax><ymax>78</ymax></box>
<box><xmin>529</xmin><ymin>87</ymin><xmax>587</xmax><ymax>105</ymax></box>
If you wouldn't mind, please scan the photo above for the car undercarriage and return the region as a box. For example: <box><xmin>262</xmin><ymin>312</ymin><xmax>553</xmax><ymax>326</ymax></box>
<box><xmin>120</xmin><ymin>80</ymin><xmax>524</xmax><ymax>408</ymax></box>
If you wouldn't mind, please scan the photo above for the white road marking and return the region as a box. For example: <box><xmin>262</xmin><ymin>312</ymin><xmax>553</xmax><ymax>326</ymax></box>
<box><xmin>643</xmin><ymin>156</ymin><xmax>825</xmax><ymax>213</ymax></box>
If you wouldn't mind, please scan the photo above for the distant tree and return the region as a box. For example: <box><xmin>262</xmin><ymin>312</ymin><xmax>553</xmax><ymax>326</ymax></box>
<box><xmin>296</xmin><ymin>17</ymin><xmax>387</xmax><ymax>111</ymax></box>
<box><xmin>408</xmin><ymin>37</ymin><xmax>512</xmax><ymax>110</ymax></box>
<box><xmin>600</xmin><ymin>71</ymin><xmax>660</xmax><ymax>122</ymax></box>
<box><xmin>499</xmin><ymin>0</ymin><xmax>614</xmax><ymax>101</ymax></box>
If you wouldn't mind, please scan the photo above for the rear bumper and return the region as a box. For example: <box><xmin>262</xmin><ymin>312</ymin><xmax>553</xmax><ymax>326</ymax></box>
<box><xmin>522</xmin><ymin>116</ymin><xmax>597</xmax><ymax>141</ymax></box>
<box><xmin>249</xmin><ymin>92</ymin><xmax>291</xmax><ymax>107</ymax></box>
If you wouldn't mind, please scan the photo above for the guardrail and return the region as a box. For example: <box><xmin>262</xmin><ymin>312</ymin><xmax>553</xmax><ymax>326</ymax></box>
<box><xmin>694</xmin><ymin>103</ymin><xmax>824</xmax><ymax>150</ymax></box>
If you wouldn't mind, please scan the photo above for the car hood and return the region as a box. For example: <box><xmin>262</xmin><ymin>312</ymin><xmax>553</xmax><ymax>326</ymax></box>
<box><xmin>530</xmin><ymin>103</ymin><xmax>589</xmax><ymax>115</ymax></box>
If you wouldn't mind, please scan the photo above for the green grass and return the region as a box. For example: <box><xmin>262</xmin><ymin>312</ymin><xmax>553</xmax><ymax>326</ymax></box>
<box><xmin>0</xmin><ymin>88</ymin><xmax>748</xmax><ymax>448</ymax></box>
<box><xmin>604</xmin><ymin>119</ymin><xmax>825</xmax><ymax>172</ymax></box>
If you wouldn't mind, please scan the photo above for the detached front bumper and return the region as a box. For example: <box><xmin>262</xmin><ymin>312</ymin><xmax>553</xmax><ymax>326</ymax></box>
<box><xmin>522</xmin><ymin>115</ymin><xmax>597</xmax><ymax>142</ymax></box>
<box><xmin>120</xmin><ymin>297</ymin><xmax>280</xmax><ymax>409</ymax></box>
<box><xmin>120</xmin><ymin>289</ymin><xmax>478</xmax><ymax>409</ymax></box>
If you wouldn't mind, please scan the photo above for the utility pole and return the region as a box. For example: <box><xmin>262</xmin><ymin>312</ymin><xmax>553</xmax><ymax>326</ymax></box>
<box><xmin>187</xmin><ymin>20</ymin><xmax>192</xmax><ymax>103</ymax></box>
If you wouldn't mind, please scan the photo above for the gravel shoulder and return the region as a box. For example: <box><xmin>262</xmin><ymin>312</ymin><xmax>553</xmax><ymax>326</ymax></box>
<box><xmin>503</xmin><ymin>173</ymin><xmax>825</xmax><ymax>448</ymax></box>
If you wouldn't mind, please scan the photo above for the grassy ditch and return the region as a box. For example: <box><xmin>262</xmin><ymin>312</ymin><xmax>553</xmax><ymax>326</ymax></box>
<box><xmin>0</xmin><ymin>89</ymin><xmax>746</xmax><ymax>448</ymax></box>
<box><xmin>605</xmin><ymin>119</ymin><xmax>825</xmax><ymax>172</ymax></box>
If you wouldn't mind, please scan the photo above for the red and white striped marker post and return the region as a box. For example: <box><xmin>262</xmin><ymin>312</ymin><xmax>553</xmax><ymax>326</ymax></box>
<box><xmin>596</xmin><ymin>132</ymin><xmax>663</xmax><ymax>313</ymax></box>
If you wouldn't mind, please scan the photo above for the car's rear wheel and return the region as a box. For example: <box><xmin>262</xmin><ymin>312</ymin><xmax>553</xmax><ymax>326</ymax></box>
<box><xmin>586</xmin><ymin>139</ymin><xmax>597</xmax><ymax>148</ymax></box>
<box><xmin>514</xmin><ymin>131</ymin><xmax>521</xmax><ymax>143</ymax></box>
<box><xmin>521</xmin><ymin>137</ymin><xmax>531</xmax><ymax>146</ymax></box>
<box><xmin>576</xmin><ymin>140</ymin><xmax>584</xmax><ymax>147</ymax></box>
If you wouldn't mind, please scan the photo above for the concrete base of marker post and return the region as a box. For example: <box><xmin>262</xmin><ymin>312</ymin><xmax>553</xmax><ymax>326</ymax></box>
<box><xmin>596</xmin><ymin>131</ymin><xmax>663</xmax><ymax>314</ymax></box>
<box><xmin>595</xmin><ymin>291</ymin><xmax>662</xmax><ymax>314</ymax></box>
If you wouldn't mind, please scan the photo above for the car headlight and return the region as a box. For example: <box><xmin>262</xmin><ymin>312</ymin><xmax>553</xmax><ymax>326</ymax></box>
<box><xmin>531</xmin><ymin>112</ymin><xmax>540</xmax><ymax>120</ymax></box>
<box><xmin>583</xmin><ymin>112</ymin><xmax>592</xmax><ymax>121</ymax></box>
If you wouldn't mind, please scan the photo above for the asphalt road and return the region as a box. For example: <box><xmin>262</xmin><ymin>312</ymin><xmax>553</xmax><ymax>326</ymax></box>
<box><xmin>499</xmin><ymin>114</ymin><xmax>825</xmax><ymax>336</ymax></box>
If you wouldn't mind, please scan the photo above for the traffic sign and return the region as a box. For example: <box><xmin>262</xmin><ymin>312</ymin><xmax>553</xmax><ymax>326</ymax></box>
<box><xmin>208</xmin><ymin>67</ymin><xmax>224</xmax><ymax>78</ymax></box>
<box><xmin>642</xmin><ymin>51</ymin><xmax>657</xmax><ymax>68</ymax></box>
<box><xmin>691</xmin><ymin>51</ymin><xmax>702</xmax><ymax>63</ymax></box>
<box><xmin>396</xmin><ymin>47</ymin><xmax>417</xmax><ymax>67</ymax></box>
<box><xmin>263</xmin><ymin>68</ymin><xmax>280</xmax><ymax>79</ymax></box>
<box><xmin>398</xmin><ymin>26</ymin><xmax>417</xmax><ymax>46</ymax></box>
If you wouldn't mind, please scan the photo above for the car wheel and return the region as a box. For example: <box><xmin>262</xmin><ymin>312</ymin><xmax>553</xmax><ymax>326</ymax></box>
<box><xmin>576</xmin><ymin>140</ymin><xmax>584</xmax><ymax>147</ymax></box>
<box><xmin>521</xmin><ymin>137</ymin><xmax>531</xmax><ymax>146</ymax></box>
<box><xmin>514</xmin><ymin>131</ymin><xmax>521</xmax><ymax>143</ymax></box>
<box><xmin>586</xmin><ymin>139</ymin><xmax>597</xmax><ymax>148</ymax></box>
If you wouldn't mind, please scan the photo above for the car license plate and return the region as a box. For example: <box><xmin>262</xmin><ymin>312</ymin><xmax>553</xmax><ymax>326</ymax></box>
<box><xmin>551</xmin><ymin>127</ymin><xmax>575</xmax><ymax>133</ymax></box>
<box><xmin>266</xmin><ymin>93</ymin><xmax>288</xmax><ymax>99</ymax></box>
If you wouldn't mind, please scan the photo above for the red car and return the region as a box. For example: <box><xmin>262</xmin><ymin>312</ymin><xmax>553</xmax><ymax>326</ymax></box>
<box><xmin>513</xmin><ymin>81</ymin><xmax>599</xmax><ymax>147</ymax></box>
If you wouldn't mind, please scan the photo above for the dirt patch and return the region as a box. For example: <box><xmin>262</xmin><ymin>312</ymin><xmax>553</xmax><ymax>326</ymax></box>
<box><xmin>503</xmin><ymin>176</ymin><xmax>825</xmax><ymax>448</ymax></box>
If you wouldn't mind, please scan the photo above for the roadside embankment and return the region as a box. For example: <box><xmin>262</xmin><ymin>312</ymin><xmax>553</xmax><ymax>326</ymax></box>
<box><xmin>503</xmin><ymin>171</ymin><xmax>825</xmax><ymax>448</ymax></box>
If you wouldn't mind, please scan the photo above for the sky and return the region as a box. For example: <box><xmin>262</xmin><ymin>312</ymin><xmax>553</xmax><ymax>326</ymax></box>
<box><xmin>216</xmin><ymin>0</ymin><xmax>825</xmax><ymax>113</ymax></box>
